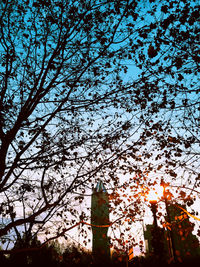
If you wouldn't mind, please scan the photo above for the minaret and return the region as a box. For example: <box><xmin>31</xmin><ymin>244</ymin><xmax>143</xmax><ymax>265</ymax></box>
<box><xmin>91</xmin><ymin>181</ymin><xmax>110</xmax><ymax>262</ymax></box>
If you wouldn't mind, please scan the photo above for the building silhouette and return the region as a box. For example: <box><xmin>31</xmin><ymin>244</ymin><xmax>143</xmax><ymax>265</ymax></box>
<box><xmin>166</xmin><ymin>204</ymin><xmax>200</xmax><ymax>259</ymax></box>
<box><xmin>144</xmin><ymin>203</ymin><xmax>200</xmax><ymax>261</ymax></box>
<box><xmin>91</xmin><ymin>181</ymin><xmax>110</xmax><ymax>262</ymax></box>
<box><xmin>144</xmin><ymin>224</ymin><xmax>168</xmax><ymax>261</ymax></box>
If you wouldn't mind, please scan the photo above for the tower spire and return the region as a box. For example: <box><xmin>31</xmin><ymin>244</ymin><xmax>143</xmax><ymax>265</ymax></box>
<box><xmin>95</xmin><ymin>180</ymin><xmax>107</xmax><ymax>193</ymax></box>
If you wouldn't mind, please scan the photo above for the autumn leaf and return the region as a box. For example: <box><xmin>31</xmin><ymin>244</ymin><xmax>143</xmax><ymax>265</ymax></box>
<box><xmin>148</xmin><ymin>45</ymin><xmax>157</xmax><ymax>58</ymax></box>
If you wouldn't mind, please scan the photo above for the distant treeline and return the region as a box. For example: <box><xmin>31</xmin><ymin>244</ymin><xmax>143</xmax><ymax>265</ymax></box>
<box><xmin>1</xmin><ymin>245</ymin><xmax>200</xmax><ymax>267</ymax></box>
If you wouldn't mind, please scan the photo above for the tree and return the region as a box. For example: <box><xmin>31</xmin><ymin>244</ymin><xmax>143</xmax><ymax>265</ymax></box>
<box><xmin>97</xmin><ymin>0</ymin><xmax>200</xmax><ymax>253</ymax></box>
<box><xmin>0</xmin><ymin>0</ymin><xmax>199</xmax><ymax>255</ymax></box>
<box><xmin>122</xmin><ymin>0</ymin><xmax>200</xmax><ymax>185</ymax></box>
<box><xmin>0</xmin><ymin>0</ymin><xmax>150</xmax><ymax>249</ymax></box>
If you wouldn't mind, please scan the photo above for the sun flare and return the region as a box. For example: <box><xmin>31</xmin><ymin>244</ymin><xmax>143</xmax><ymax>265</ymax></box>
<box><xmin>147</xmin><ymin>185</ymin><xmax>164</xmax><ymax>202</ymax></box>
